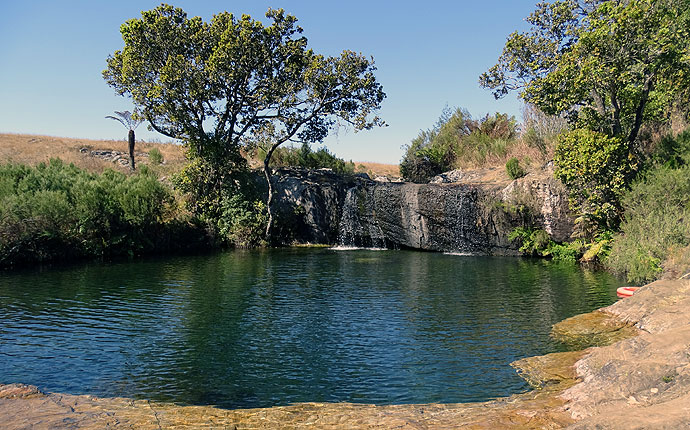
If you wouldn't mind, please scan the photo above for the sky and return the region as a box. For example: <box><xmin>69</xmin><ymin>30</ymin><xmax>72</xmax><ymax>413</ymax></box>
<box><xmin>0</xmin><ymin>1</ymin><xmax>536</xmax><ymax>164</ymax></box>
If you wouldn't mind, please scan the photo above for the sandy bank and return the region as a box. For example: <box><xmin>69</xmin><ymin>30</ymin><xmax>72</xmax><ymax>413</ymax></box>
<box><xmin>1</xmin><ymin>279</ymin><xmax>688</xmax><ymax>429</ymax></box>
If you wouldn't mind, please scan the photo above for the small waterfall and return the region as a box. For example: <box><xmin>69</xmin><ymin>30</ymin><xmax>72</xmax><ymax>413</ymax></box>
<box><xmin>335</xmin><ymin>186</ymin><xmax>388</xmax><ymax>249</ymax></box>
<box><xmin>336</xmin><ymin>186</ymin><xmax>359</xmax><ymax>247</ymax></box>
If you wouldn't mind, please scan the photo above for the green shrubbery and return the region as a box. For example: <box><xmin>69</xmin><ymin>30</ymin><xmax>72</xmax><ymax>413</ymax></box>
<box><xmin>607</xmin><ymin>165</ymin><xmax>690</xmax><ymax>282</ymax></box>
<box><xmin>217</xmin><ymin>194</ymin><xmax>268</xmax><ymax>248</ymax></box>
<box><xmin>148</xmin><ymin>148</ymin><xmax>163</xmax><ymax>164</ymax></box>
<box><xmin>554</xmin><ymin>129</ymin><xmax>636</xmax><ymax>235</ymax></box>
<box><xmin>0</xmin><ymin>159</ymin><xmax>186</xmax><ymax>265</ymax></box>
<box><xmin>258</xmin><ymin>143</ymin><xmax>355</xmax><ymax>175</ymax></box>
<box><xmin>505</xmin><ymin>157</ymin><xmax>526</xmax><ymax>179</ymax></box>
<box><xmin>400</xmin><ymin>108</ymin><xmax>518</xmax><ymax>183</ymax></box>
<box><xmin>172</xmin><ymin>156</ymin><xmax>269</xmax><ymax>248</ymax></box>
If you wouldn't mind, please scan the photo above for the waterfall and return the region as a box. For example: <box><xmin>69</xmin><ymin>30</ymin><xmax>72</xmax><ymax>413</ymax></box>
<box><xmin>336</xmin><ymin>187</ymin><xmax>359</xmax><ymax>247</ymax></box>
<box><xmin>335</xmin><ymin>186</ymin><xmax>388</xmax><ymax>249</ymax></box>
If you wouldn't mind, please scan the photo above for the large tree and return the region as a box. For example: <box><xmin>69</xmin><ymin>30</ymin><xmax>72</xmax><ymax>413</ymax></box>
<box><xmin>480</xmin><ymin>0</ymin><xmax>690</xmax><ymax>149</ymax></box>
<box><xmin>104</xmin><ymin>5</ymin><xmax>385</xmax><ymax>239</ymax></box>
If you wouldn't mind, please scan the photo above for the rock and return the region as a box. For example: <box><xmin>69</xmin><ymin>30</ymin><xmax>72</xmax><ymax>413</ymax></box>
<box><xmin>561</xmin><ymin>279</ymin><xmax>690</xmax><ymax>428</ymax></box>
<box><xmin>551</xmin><ymin>310</ymin><xmax>640</xmax><ymax>349</ymax></box>
<box><xmin>272</xmin><ymin>167</ymin><xmax>574</xmax><ymax>253</ymax></box>
<box><xmin>0</xmin><ymin>383</ymin><xmax>43</xmax><ymax>399</ymax></box>
<box><xmin>501</xmin><ymin>173</ymin><xmax>573</xmax><ymax>242</ymax></box>
<box><xmin>430</xmin><ymin>169</ymin><xmax>463</xmax><ymax>183</ymax></box>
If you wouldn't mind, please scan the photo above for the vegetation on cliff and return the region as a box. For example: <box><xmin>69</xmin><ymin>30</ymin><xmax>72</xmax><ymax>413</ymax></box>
<box><xmin>399</xmin><ymin>108</ymin><xmax>525</xmax><ymax>183</ymax></box>
<box><xmin>478</xmin><ymin>0</ymin><xmax>690</xmax><ymax>280</ymax></box>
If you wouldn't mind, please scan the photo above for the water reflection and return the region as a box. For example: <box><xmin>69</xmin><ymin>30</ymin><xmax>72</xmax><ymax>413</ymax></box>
<box><xmin>0</xmin><ymin>249</ymin><xmax>622</xmax><ymax>408</ymax></box>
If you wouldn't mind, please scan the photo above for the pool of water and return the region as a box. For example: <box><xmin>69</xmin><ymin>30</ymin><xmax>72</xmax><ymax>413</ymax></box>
<box><xmin>0</xmin><ymin>248</ymin><xmax>623</xmax><ymax>408</ymax></box>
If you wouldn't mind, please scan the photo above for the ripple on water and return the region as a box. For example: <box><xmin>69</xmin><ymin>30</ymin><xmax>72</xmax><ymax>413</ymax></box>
<box><xmin>0</xmin><ymin>249</ymin><xmax>623</xmax><ymax>408</ymax></box>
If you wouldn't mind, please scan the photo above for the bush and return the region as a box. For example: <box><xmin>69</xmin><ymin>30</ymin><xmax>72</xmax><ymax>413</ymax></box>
<box><xmin>399</xmin><ymin>130</ymin><xmax>455</xmax><ymax>183</ymax></box>
<box><xmin>509</xmin><ymin>227</ymin><xmax>551</xmax><ymax>256</ymax></box>
<box><xmin>607</xmin><ymin>165</ymin><xmax>690</xmax><ymax>283</ymax></box>
<box><xmin>0</xmin><ymin>159</ymin><xmax>178</xmax><ymax>265</ymax></box>
<box><xmin>647</xmin><ymin>128</ymin><xmax>690</xmax><ymax>168</ymax></box>
<box><xmin>505</xmin><ymin>157</ymin><xmax>526</xmax><ymax>179</ymax></box>
<box><xmin>217</xmin><ymin>194</ymin><xmax>268</xmax><ymax>248</ymax></box>
<box><xmin>554</xmin><ymin>128</ymin><xmax>636</xmax><ymax>234</ymax></box>
<box><xmin>148</xmin><ymin>148</ymin><xmax>164</xmax><ymax>164</ymax></box>
<box><xmin>400</xmin><ymin>108</ymin><xmax>519</xmax><ymax>182</ymax></box>
<box><xmin>259</xmin><ymin>143</ymin><xmax>355</xmax><ymax>174</ymax></box>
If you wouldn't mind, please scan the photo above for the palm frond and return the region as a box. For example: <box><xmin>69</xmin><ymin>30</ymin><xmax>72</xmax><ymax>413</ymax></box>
<box><xmin>106</xmin><ymin>110</ymin><xmax>144</xmax><ymax>130</ymax></box>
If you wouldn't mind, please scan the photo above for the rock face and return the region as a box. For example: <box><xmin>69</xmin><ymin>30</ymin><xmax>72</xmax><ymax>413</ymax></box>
<box><xmin>559</xmin><ymin>279</ymin><xmax>690</xmax><ymax>429</ymax></box>
<box><xmin>272</xmin><ymin>167</ymin><xmax>574</xmax><ymax>253</ymax></box>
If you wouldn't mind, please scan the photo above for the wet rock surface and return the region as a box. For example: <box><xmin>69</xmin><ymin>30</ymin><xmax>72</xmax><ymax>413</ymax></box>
<box><xmin>273</xmin><ymin>168</ymin><xmax>573</xmax><ymax>254</ymax></box>
<box><xmin>3</xmin><ymin>279</ymin><xmax>689</xmax><ymax>428</ymax></box>
<box><xmin>0</xmin><ymin>383</ymin><xmax>575</xmax><ymax>429</ymax></box>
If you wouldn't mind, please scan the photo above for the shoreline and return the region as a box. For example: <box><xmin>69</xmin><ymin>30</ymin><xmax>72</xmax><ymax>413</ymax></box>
<box><xmin>1</xmin><ymin>279</ymin><xmax>688</xmax><ymax>429</ymax></box>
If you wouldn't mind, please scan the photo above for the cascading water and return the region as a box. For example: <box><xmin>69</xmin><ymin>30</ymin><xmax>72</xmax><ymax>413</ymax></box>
<box><xmin>336</xmin><ymin>186</ymin><xmax>359</xmax><ymax>247</ymax></box>
<box><xmin>336</xmin><ymin>186</ymin><xmax>388</xmax><ymax>249</ymax></box>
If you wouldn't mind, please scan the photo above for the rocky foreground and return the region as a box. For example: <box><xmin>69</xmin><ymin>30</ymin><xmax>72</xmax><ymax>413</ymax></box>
<box><xmin>1</xmin><ymin>279</ymin><xmax>688</xmax><ymax>429</ymax></box>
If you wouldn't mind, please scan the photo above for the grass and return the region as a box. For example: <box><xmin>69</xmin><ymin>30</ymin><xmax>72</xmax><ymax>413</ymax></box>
<box><xmin>0</xmin><ymin>133</ymin><xmax>187</xmax><ymax>175</ymax></box>
<box><xmin>0</xmin><ymin>133</ymin><xmax>400</xmax><ymax>177</ymax></box>
<box><xmin>354</xmin><ymin>161</ymin><xmax>401</xmax><ymax>177</ymax></box>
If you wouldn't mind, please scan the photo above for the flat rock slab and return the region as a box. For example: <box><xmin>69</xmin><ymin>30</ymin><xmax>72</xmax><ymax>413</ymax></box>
<box><xmin>0</xmin><ymin>383</ymin><xmax>575</xmax><ymax>429</ymax></box>
<box><xmin>561</xmin><ymin>279</ymin><xmax>690</xmax><ymax>428</ymax></box>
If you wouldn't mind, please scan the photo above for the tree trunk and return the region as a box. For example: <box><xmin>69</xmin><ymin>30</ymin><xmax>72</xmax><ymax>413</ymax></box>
<box><xmin>263</xmin><ymin>148</ymin><xmax>277</xmax><ymax>242</ymax></box>
<box><xmin>128</xmin><ymin>129</ymin><xmax>136</xmax><ymax>171</ymax></box>
<box><xmin>628</xmin><ymin>75</ymin><xmax>655</xmax><ymax>150</ymax></box>
<box><xmin>610</xmin><ymin>89</ymin><xmax>622</xmax><ymax>136</ymax></box>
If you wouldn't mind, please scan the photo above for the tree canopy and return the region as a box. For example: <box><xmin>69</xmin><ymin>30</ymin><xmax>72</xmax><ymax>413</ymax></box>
<box><xmin>482</xmin><ymin>0</ymin><xmax>690</xmax><ymax>237</ymax></box>
<box><xmin>480</xmin><ymin>0</ymin><xmax>690</xmax><ymax>147</ymax></box>
<box><xmin>104</xmin><ymin>5</ymin><xmax>385</xmax><ymax>163</ymax></box>
<box><xmin>104</xmin><ymin>4</ymin><xmax>385</xmax><ymax>240</ymax></box>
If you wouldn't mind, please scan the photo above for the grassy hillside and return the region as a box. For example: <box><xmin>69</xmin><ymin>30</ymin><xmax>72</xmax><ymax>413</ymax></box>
<box><xmin>0</xmin><ymin>133</ymin><xmax>400</xmax><ymax>177</ymax></box>
<box><xmin>0</xmin><ymin>133</ymin><xmax>187</xmax><ymax>175</ymax></box>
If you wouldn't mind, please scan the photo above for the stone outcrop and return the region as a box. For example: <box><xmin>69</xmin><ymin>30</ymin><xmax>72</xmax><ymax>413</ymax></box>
<box><xmin>272</xmin><ymin>167</ymin><xmax>574</xmax><ymax>253</ymax></box>
<box><xmin>559</xmin><ymin>279</ymin><xmax>690</xmax><ymax>428</ymax></box>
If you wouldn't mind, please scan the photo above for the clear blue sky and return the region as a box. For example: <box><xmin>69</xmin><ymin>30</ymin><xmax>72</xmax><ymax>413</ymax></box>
<box><xmin>0</xmin><ymin>1</ymin><xmax>536</xmax><ymax>164</ymax></box>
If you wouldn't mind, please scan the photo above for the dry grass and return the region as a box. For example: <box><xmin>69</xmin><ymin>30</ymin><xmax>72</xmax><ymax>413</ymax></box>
<box><xmin>354</xmin><ymin>161</ymin><xmax>400</xmax><ymax>177</ymax></box>
<box><xmin>504</xmin><ymin>139</ymin><xmax>555</xmax><ymax>171</ymax></box>
<box><xmin>0</xmin><ymin>133</ymin><xmax>187</xmax><ymax>175</ymax></box>
<box><xmin>0</xmin><ymin>133</ymin><xmax>402</xmax><ymax>178</ymax></box>
<box><xmin>663</xmin><ymin>244</ymin><xmax>690</xmax><ymax>280</ymax></box>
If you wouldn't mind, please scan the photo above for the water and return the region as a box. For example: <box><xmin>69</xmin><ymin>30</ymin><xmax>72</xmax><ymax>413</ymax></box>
<box><xmin>0</xmin><ymin>249</ymin><xmax>623</xmax><ymax>409</ymax></box>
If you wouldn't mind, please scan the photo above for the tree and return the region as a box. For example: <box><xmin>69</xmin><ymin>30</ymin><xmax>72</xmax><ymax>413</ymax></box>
<box><xmin>553</xmin><ymin>128</ymin><xmax>635</xmax><ymax>232</ymax></box>
<box><xmin>103</xmin><ymin>5</ymin><xmax>385</xmax><ymax>240</ymax></box>
<box><xmin>480</xmin><ymin>0</ymin><xmax>690</xmax><ymax>149</ymax></box>
<box><xmin>105</xmin><ymin>110</ymin><xmax>142</xmax><ymax>170</ymax></box>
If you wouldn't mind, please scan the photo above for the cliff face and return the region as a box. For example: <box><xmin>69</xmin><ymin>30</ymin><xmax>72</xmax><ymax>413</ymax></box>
<box><xmin>272</xmin><ymin>168</ymin><xmax>573</xmax><ymax>253</ymax></box>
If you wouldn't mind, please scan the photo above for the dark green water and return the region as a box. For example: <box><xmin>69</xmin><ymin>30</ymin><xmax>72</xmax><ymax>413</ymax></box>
<box><xmin>0</xmin><ymin>249</ymin><xmax>623</xmax><ymax>408</ymax></box>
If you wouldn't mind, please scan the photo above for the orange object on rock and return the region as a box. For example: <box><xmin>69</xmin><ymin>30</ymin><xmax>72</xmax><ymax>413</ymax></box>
<box><xmin>616</xmin><ymin>286</ymin><xmax>640</xmax><ymax>298</ymax></box>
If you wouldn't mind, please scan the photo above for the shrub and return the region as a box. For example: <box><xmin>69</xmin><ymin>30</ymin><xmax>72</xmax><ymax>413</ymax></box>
<box><xmin>509</xmin><ymin>227</ymin><xmax>551</xmax><ymax>256</ymax></box>
<box><xmin>554</xmin><ymin>128</ymin><xmax>636</xmax><ymax>235</ymax></box>
<box><xmin>258</xmin><ymin>143</ymin><xmax>355</xmax><ymax>174</ymax></box>
<box><xmin>399</xmin><ymin>108</ymin><xmax>519</xmax><ymax>182</ymax></box>
<box><xmin>114</xmin><ymin>170</ymin><xmax>172</xmax><ymax>226</ymax></box>
<box><xmin>505</xmin><ymin>157</ymin><xmax>526</xmax><ymax>179</ymax></box>
<box><xmin>0</xmin><ymin>159</ymin><xmax>179</xmax><ymax>265</ymax></box>
<box><xmin>607</xmin><ymin>165</ymin><xmax>690</xmax><ymax>283</ymax></box>
<box><xmin>148</xmin><ymin>148</ymin><xmax>164</xmax><ymax>164</ymax></box>
<box><xmin>547</xmin><ymin>243</ymin><xmax>579</xmax><ymax>263</ymax></box>
<box><xmin>399</xmin><ymin>132</ymin><xmax>455</xmax><ymax>183</ymax></box>
<box><xmin>217</xmin><ymin>194</ymin><xmax>268</xmax><ymax>248</ymax></box>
